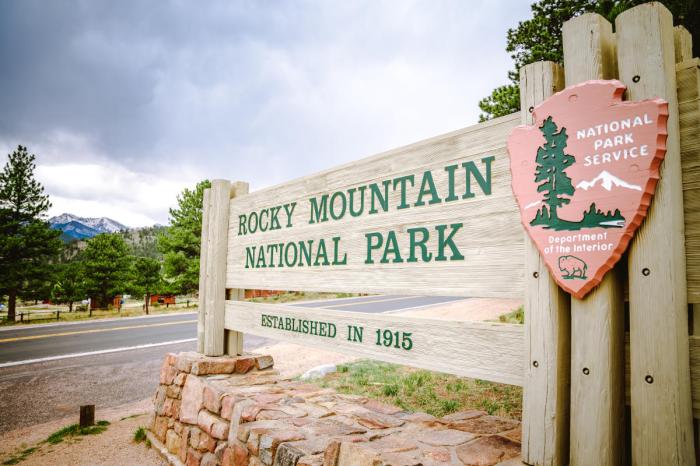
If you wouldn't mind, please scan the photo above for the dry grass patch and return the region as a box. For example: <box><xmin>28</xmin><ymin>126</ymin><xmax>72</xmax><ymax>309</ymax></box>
<box><xmin>316</xmin><ymin>360</ymin><xmax>522</xmax><ymax>419</ymax></box>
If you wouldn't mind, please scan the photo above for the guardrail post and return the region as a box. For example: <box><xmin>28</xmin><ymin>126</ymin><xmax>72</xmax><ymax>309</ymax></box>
<box><xmin>562</xmin><ymin>13</ymin><xmax>626</xmax><ymax>466</ymax></box>
<box><xmin>200</xmin><ymin>179</ymin><xmax>232</xmax><ymax>356</ymax></box>
<box><xmin>519</xmin><ymin>61</ymin><xmax>570</xmax><ymax>466</ymax></box>
<box><xmin>616</xmin><ymin>3</ymin><xmax>695</xmax><ymax>464</ymax></box>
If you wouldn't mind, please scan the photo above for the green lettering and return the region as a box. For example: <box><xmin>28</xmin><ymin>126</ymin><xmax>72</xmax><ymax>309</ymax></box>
<box><xmin>436</xmin><ymin>223</ymin><xmax>464</xmax><ymax>261</ymax></box>
<box><xmin>407</xmin><ymin>227</ymin><xmax>432</xmax><ymax>262</ymax></box>
<box><xmin>314</xmin><ymin>239</ymin><xmax>330</xmax><ymax>266</ymax></box>
<box><xmin>365</xmin><ymin>232</ymin><xmax>383</xmax><ymax>264</ymax></box>
<box><xmin>414</xmin><ymin>170</ymin><xmax>441</xmax><ymax>207</ymax></box>
<box><xmin>444</xmin><ymin>164</ymin><xmax>459</xmax><ymax>202</ymax></box>
<box><xmin>348</xmin><ymin>186</ymin><xmax>366</xmax><ymax>217</ymax></box>
<box><xmin>393</xmin><ymin>175</ymin><xmax>415</xmax><ymax>209</ymax></box>
<box><xmin>309</xmin><ymin>196</ymin><xmax>328</xmax><ymax>224</ymax></box>
<box><xmin>463</xmin><ymin>155</ymin><xmax>494</xmax><ymax>198</ymax></box>
<box><xmin>381</xmin><ymin>231</ymin><xmax>403</xmax><ymax>263</ymax></box>
<box><xmin>330</xmin><ymin>191</ymin><xmax>346</xmax><ymax>220</ymax></box>
<box><xmin>369</xmin><ymin>180</ymin><xmax>390</xmax><ymax>214</ymax></box>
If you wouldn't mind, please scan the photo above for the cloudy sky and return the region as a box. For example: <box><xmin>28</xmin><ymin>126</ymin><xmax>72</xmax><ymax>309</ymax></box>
<box><xmin>0</xmin><ymin>0</ymin><xmax>531</xmax><ymax>227</ymax></box>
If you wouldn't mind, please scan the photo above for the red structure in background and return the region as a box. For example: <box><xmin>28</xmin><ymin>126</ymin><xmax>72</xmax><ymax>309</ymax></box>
<box><xmin>150</xmin><ymin>294</ymin><xmax>176</xmax><ymax>305</ymax></box>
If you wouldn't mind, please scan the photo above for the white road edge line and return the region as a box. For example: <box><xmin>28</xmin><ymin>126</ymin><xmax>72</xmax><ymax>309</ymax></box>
<box><xmin>0</xmin><ymin>311</ymin><xmax>198</xmax><ymax>332</ymax></box>
<box><xmin>379</xmin><ymin>298</ymin><xmax>469</xmax><ymax>315</ymax></box>
<box><xmin>0</xmin><ymin>338</ymin><xmax>197</xmax><ymax>368</ymax></box>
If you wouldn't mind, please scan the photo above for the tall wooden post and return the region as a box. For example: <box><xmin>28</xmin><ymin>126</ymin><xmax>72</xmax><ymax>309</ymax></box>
<box><xmin>519</xmin><ymin>61</ymin><xmax>570</xmax><ymax>466</ymax></box>
<box><xmin>197</xmin><ymin>188</ymin><xmax>211</xmax><ymax>354</ymax></box>
<box><xmin>200</xmin><ymin>179</ymin><xmax>232</xmax><ymax>356</ymax></box>
<box><xmin>616</xmin><ymin>3</ymin><xmax>695</xmax><ymax>464</ymax></box>
<box><xmin>225</xmin><ymin>181</ymin><xmax>249</xmax><ymax>356</ymax></box>
<box><xmin>563</xmin><ymin>13</ymin><xmax>626</xmax><ymax>466</ymax></box>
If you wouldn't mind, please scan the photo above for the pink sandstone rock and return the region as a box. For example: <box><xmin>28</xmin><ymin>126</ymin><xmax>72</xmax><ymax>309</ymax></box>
<box><xmin>362</xmin><ymin>399</ymin><xmax>404</xmax><ymax>415</ymax></box>
<box><xmin>198</xmin><ymin>409</ymin><xmax>230</xmax><ymax>440</ymax></box>
<box><xmin>153</xmin><ymin>416</ymin><xmax>169</xmax><ymax>442</ymax></box>
<box><xmin>255</xmin><ymin>355</ymin><xmax>274</xmax><ymax>370</ymax></box>
<box><xmin>180</xmin><ymin>375</ymin><xmax>205</xmax><ymax>424</ymax></box>
<box><xmin>355</xmin><ymin>411</ymin><xmax>405</xmax><ymax>429</ymax></box>
<box><xmin>440</xmin><ymin>410</ymin><xmax>487</xmax><ymax>423</ymax></box>
<box><xmin>297</xmin><ymin>454</ymin><xmax>323</xmax><ymax>466</ymax></box>
<box><xmin>456</xmin><ymin>435</ymin><xmax>521</xmax><ymax>466</ymax></box>
<box><xmin>421</xmin><ymin>446</ymin><xmax>452</xmax><ymax>463</ymax></box>
<box><xmin>258</xmin><ymin>430</ymin><xmax>306</xmax><ymax>464</ymax></box>
<box><xmin>417</xmin><ymin>428</ymin><xmax>475</xmax><ymax>446</ymax></box>
<box><xmin>167</xmin><ymin>384</ymin><xmax>182</xmax><ymax>399</ymax></box>
<box><xmin>203</xmin><ymin>384</ymin><xmax>223</xmax><ymax>414</ymax></box>
<box><xmin>221</xmin><ymin>395</ymin><xmax>240</xmax><ymax>420</ymax></box>
<box><xmin>200</xmin><ymin>452</ymin><xmax>218</xmax><ymax>466</ymax></box>
<box><xmin>179</xmin><ymin>427</ymin><xmax>190</xmax><ymax>463</ymax></box>
<box><xmin>174</xmin><ymin>372</ymin><xmax>188</xmax><ymax>386</ymax></box>
<box><xmin>160</xmin><ymin>359</ymin><xmax>177</xmax><ymax>385</ymax></box>
<box><xmin>192</xmin><ymin>358</ymin><xmax>237</xmax><ymax>376</ymax></box>
<box><xmin>166</xmin><ymin>429</ymin><xmax>180</xmax><ymax>457</ymax></box>
<box><xmin>451</xmin><ymin>416</ymin><xmax>520</xmax><ymax>435</ymax></box>
<box><xmin>186</xmin><ymin>447</ymin><xmax>203</xmax><ymax>466</ymax></box>
<box><xmin>235</xmin><ymin>356</ymin><xmax>257</xmax><ymax>374</ymax></box>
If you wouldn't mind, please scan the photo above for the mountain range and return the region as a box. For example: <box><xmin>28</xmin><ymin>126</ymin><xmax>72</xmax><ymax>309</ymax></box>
<box><xmin>575</xmin><ymin>170</ymin><xmax>642</xmax><ymax>192</ymax></box>
<box><xmin>49</xmin><ymin>213</ymin><xmax>129</xmax><ymax>241</ymax></box>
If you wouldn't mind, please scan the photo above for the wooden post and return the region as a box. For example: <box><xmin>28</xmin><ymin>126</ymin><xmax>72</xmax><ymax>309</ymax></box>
<box><xmin>225</xmin><ymin>181</ymin><xmax>249</xmax><ymax>356</ymax></box>
<box><xmin>519</xmin><ymin>61</ymin><xmax>570</xmax><ymax>466</ymax></box>
<box><xmin>616</xmin><ymin>3</ymin><xmax>695</xmax><ymax>464</ymax></box>
<box><xmin>79</xmin><ymin>405</ymin><xmax>95</xmax><ymax>427</ymax></box>
<box><xmin>562</xmin><ymin>13</ymin><xmax>626</xmax><ymax>466</ymax></box>
<box><xmin>202</xmin><ymin>179</ymin><xmax>232</xmax><ymax>356</ymax></box>
<box><xmin>197</xmin><ymin>188</ymin><xmax>212</xmax><ymax>354</ymax></box>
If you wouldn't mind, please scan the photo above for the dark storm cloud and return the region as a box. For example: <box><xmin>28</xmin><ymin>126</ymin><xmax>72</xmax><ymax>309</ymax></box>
<box><xmin>0</xmin><ymin>0</ymin><xmax>529</xmax><ymax>225</ymax></box>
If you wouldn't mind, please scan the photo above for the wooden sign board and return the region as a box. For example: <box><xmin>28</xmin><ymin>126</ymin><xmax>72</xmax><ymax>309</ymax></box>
<box><xmin>508</xmin><ymin>80</ymin><xmax>668</xmax><ymax>299</ymax></box>
<box><xmin>224</xmin><ymin>300</ymin><xmax>524</xmax><ymax>385</ymax></box>
<box><xmin>226</xmin><ymin>114</ymin><xmax>524</xmax><ymax>297</ymax></box>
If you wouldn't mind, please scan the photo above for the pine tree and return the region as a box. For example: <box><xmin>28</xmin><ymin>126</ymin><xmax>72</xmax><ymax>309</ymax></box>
<box><xmin>129</xmin><ymin>256</ymin><xmax>163</xmax><ymax>314</ymax></box>
<box><xmin>81</xmin><ymin>233</ymin><xmax>132</xmax><ymax>310</ymax></box>
<box><xmin>157</xmin><ymin>180</ymin><xmax>210</xmax><ymax>295</ymax></box>
<box><xmin>532</xmin><ymin>117</ymin><xmax>575</xmax><ymax>228</ymax></box>
<box><xmin>0</xmin><ymin>146</ymin><xmax>62</xmax><ymax>320</ymax></box>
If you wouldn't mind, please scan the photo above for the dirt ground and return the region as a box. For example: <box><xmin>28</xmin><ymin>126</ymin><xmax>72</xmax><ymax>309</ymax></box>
<box><xmin>0</xmin><ymin>345</ymin><xmax>356</xmax><ymax>466</ymax></box>
<box><xmin>0</xmin><ymin>297</ymin><xmax>521</xmax><ymax>465</ymax></box>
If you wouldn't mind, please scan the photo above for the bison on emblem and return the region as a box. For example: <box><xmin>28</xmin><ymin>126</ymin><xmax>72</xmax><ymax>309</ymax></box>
<box><xmin>558</xmin><ymin>255</ymin><xmax>587</xmax><ymax>280</ymax></box>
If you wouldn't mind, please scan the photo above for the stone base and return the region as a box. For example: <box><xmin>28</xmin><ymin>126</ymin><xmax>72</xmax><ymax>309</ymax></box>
<box><xmin>149</xmin><ymin>352</ymin><xmax>521</xmax><ymax>466</ymax></box>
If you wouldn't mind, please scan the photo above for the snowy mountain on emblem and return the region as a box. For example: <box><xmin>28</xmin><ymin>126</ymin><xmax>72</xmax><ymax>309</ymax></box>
<box><xmin>575</xmin><ymin>170</ymin><xmax>642</xmax><ymax>192</ymax></box>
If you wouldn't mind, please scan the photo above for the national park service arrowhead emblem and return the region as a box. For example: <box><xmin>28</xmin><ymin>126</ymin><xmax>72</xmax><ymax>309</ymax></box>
<box><xmin>507</xmin><ymin>80</ymin><xmax>668</xmax><ymax>299</ymax></box>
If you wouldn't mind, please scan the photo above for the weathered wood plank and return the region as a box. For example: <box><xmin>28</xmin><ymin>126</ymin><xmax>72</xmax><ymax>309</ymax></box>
<box><xmin>224</xmin><ymin>300</ymin><xmax>524</xmax><ymax>385</ymax></box>
<box><xmin>203</xmin><ymin>179</ymin><xmax>232</xmax><ymax>356</ymax></box>
<box><xmin>225</xmin><ymin>113</ymin><xmax>523</xmax><ymax>298</ymax></box>
<box><xmin>197</xmin><ymin>188</ymin><xmax>211</xmax><ymax>353</ymax></box>
<box><xmin>225</xmin><ymin>182</ymin><xmax>249</xmax><ymax>356</ymax></box>
<box><xmin>519</xmin><ymin>61</ymin><xmax>570</xmax><ymax>466</ymax></box>
<box><xmin>616</xmin><ymin>3</ymin><xmax>695</xmax><ymax>464</ymax></box>
<box><xmin>563</xmin><ymin>13</ymin><xmax>626</xmax><ymax>466</ymax></box>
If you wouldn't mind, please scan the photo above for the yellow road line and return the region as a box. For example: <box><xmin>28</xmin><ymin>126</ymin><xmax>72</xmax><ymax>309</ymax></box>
<box><xmin>0</xmin><ymin>320</ymin><xmax>196</xmax><ymax>343</ymax></box>
<box><xmin>319</xmin><ymin>296</ymin><xmax>418</xmax><ymax>308</ymax></box>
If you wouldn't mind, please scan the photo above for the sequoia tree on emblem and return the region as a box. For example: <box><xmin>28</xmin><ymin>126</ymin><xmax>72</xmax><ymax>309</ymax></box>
<box><xmin>508</xmin><ymin>80</ymin><xmax>668</xmax><ymax>299</ymax></box>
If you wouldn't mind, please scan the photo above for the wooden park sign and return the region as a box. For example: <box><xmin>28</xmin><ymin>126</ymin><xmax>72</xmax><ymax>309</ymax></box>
<box><xmin>508</xmin><ymin>80</ymin><xmax>668</xmax><ymax>298</ymax></box>
<box><xmin>197</xmin><ymin>5</ymin><xmax>700</xmax><ymax>465</ymax></box>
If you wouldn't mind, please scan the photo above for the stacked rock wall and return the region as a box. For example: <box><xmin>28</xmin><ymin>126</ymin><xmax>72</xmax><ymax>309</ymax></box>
<box><xmin>149</xmin><ymin>352</ymin><xmax>522</xmax><ymax>466</ymax></box>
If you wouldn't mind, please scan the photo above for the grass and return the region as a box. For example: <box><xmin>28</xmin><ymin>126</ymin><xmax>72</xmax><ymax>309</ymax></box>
<box><xmin>1</xmin><ymin>448</ymin><xmax>37</xmax><ymax>465</ymax></box>
<box><xmin>498</xmin><ymin>306</ymin><xmax>524</xmax><ymax>324</ymax></box>
<box><xmin>133</xmin><ymin>427</ymin><xmax>147</xmax><ymax>443</ymax></box>
<box><xmin>46</xmin><ymin>420</ymin><xmax>110</xmax><ymax>445</ymax></box>
<box><xmin>316</xmin><ymin>360</ymin><xmax>522</xmax><ymax>419</ymax></box>
<box><xmin>1</xmin><ymin>421</ymin><xmax>111</xmax><ymax>464</ymax></box>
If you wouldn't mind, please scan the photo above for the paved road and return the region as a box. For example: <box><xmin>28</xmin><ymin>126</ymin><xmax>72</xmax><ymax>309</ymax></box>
<box><xmin>0</xmin><ymin>295</ymin><xmax>462</xmax><ymax>433</ymax></box>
